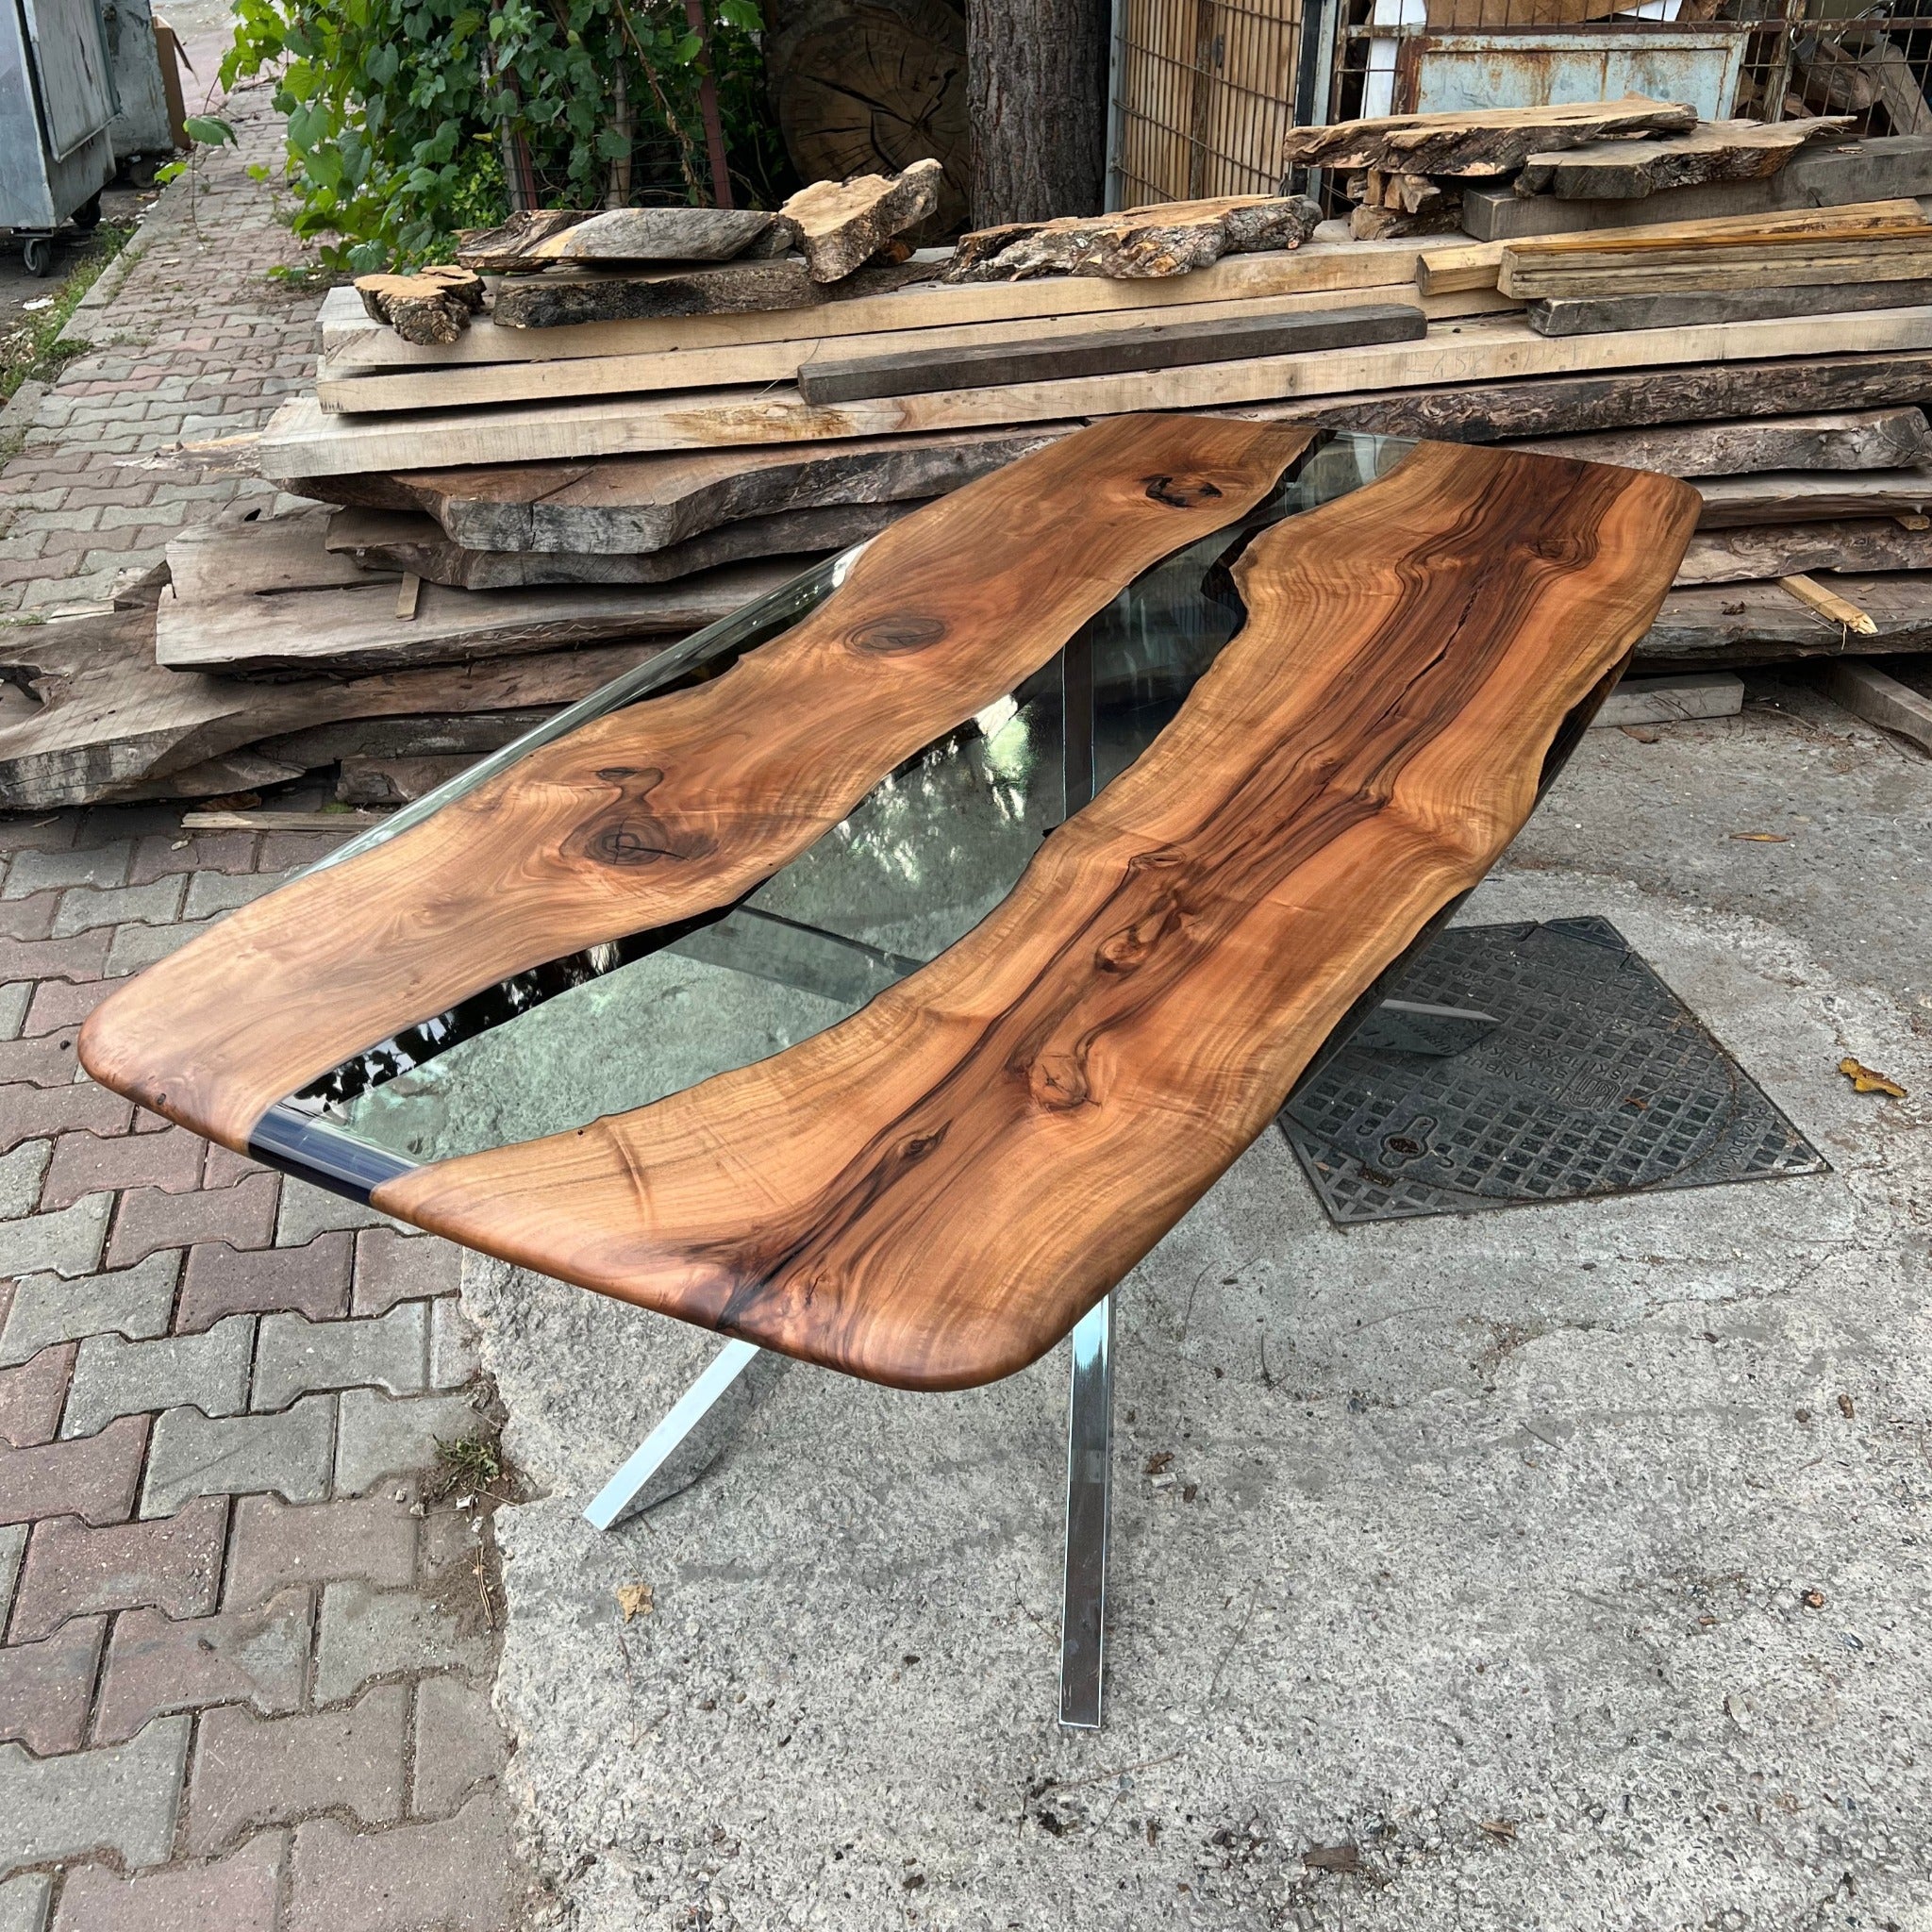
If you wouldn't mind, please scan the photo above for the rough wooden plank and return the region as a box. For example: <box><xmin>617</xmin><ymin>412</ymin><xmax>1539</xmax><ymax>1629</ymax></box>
<box><xmin>182</xmin><ymin>809</ymin><xmax>391</xmax><ymax>831</ymax></box>
<box><xmin>296</xmin><ymin>428</ymin><xmax>1067</xmax><ymax>555</ymax></box>
<box><xmin>255</xmin><ymin>712</ymin><xmax>560</xmax><ymax>770</ymax></box>
<box><xmin>1693</xmin><ymin>466</ymin><xmax>1932</xmax><ymax>527</ymax></box>
<box><xmin>0</xmin><ymin>601</ymin><xmax>663</xmax><ymax>810</ymax></box>
<box><xmin>945</xmin><ymin>194</ymin><xmax>1321</xmax><ymax>282</ymax></box>
<box><xmin>1460</xmin><ymin>134</ymin><xmax>1932</xmax><ymax>241</ymax></box>
<box><xmin>781</xmin><ymin>161</ymin><xmax>943</xmax><ymax>281</ymax></box>
<box><xmin>491</xmin><ymin>258</ymin><xmax>828</xmax><ymax>329</ymax></box>
<box><xmin>358</xmin><ymin>441</ymin><xmax>1696</xmax><ymax>1388</ymax></box>
<box><xmin>337</xmin><ymin>756</ymin><xmax>476</xmax><ymax>806</ymax></box>
<box><xmin>454</xmin><ymin>209</ymin><xmax>593</xmax><ymax>273</ymax></box>
<box><xmin>323</xmin><ymin>500</ymin><xmax>908</xmax><ymax>591</ymax></box>
<box><xmin>501</xmin><ymin>206</ymin><xmax>782</xmax><ymax>267</ymax></box>
<box><xmin>1506</xmin><ymin>408</ymin><xmax>1930</xmax><ymax>477</ymax></box>
<box><xmin>1527</xmin><ymin>280</ymin><xmax>1932</xmax><ymax>337</ymax></box>
<box><xmin>314</xmin><ymin>285</ymin><xmax>1513</xmax><ymax>414</ymax></box>
<box><xmin>1674</xmin><ymin>518</ymin><xmax>1932</xmax><ymax>585</ymax></box>
<box><xmin>796</xmin><ymin>305</ymin><xmax>1427</xmax><ymax>405</ymax></box>
<box><xmin>355</xmin><ymin>268</ymin><xmax>484</xmax><ymax>346</ymax></box>
<box><xmin>316</xmin><ymin>247</ymin><xmax>1462</xmax><ymax>368</ymax></box>
<box><xmin>1499</xmin><ymin>213</ymin><xmax>1932</xmax><ymax>300</ymax></box>
<box><xmin>1638</xmin><ymin>575</ymin><xmax>1932</xmax><ymax>670</ymax></box>
<box><xmin>1280</xmin><ymin>97</ymin><xmax>1698</xmax><ymax>180</ymax></box>
<box><xmin>257</xmin><ymin>306</ymin><xmax>1932</xmax><ymax>479</ymax></box>
<box><xmin>1517</xmin><ymin>119</ymin><xmax>1855</xmax><ymax>201</ymax></box>
<box><xmin>1424</xmin><ymin>197</ymin><xmax>1927</xmax><ymax>292</ymax></box>
<box><xmin>1826</xmin><ymin>658</ymin><xmax>1932</xmax><ymax>753</ymax></box>
<box><xmin>77</xmin><ymin>412</ymin><xmax>1323</xmax><ymax>1156</ymax></box>
<box><xmin>1592</xmin><ymin>671</ymin><xmax>1742</xmax><ymax>727</ymax></box>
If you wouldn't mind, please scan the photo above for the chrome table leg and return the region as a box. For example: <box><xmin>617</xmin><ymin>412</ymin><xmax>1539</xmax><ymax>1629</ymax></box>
<box><xmin>1058</xmin><ymin>1293</ymin><xmax>1114</xmax><ymax>1729</ymax></box>
<box><xmin>583</xmin><ymin>1337</ymin><xmax>767</xmax><ymax>1531</ymax></box>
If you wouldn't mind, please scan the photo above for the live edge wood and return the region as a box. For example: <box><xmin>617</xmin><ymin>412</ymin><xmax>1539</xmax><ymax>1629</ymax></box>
<box><xmin>78</xmin><ymin>413</ymin><xmax>1315</xmax><ymax>1157</ymax></box>
<box><xmin>80</xmin><ymin>423</ymin><xmax>1694</xmax><ymax>1390</ymax></box>
<box><xmin>373</xmin><ymin>441</ymin><xmax>1697</xmax><ymax>1388</ymax></box>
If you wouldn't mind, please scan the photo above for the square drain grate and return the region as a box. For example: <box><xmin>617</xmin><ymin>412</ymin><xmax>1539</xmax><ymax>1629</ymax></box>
<box><xmin>1279</xmin><ymin>916</ymin><xmax>1827</xmax><ymax>1225</ymax></box>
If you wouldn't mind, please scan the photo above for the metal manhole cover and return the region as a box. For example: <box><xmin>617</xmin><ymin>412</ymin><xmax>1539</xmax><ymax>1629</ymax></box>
<box><xmin>1278</xmin><ymin>916</ymin><xmax>1828</xmax><ymax>1225</ymax></box>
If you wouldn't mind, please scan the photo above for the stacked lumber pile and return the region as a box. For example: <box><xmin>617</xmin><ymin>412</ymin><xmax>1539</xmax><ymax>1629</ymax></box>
<box><xmin>9</xmin><ymin>112</ymin><xmax>1932</xmax><ymax>813</ymax></box>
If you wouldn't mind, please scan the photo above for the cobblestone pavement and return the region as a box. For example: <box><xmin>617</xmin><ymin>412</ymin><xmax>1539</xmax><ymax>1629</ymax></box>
<box><xmin>0</xmin><ymin>65</ymin><xmax>521</xmax><ymax>1932</ymax></box>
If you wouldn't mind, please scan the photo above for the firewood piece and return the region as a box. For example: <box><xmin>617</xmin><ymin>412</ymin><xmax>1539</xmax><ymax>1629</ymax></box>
<box><xmin>296</xmin><ymin>429</ymin><xmax>1065</xmax><ymax>555</ymax></box>
<box><xmin>1674</xmin><ymin>518</ymin><xmax>1932</xmax><ymax>585</ymax></box>
<box><xmin>490</xmin><ymin>258</ymin><xmax>824</xmax><ymax>329</ymax></box>
<box><xmin>323</xmin><ymin>500</ymin><xmax>914</xmax><ymax>590</ymax></box>
<box><xmin>1528</xmin><ymin>279</ymin><xmax>1932</xmax><ymax>337</ymax></box>
<box><xmin>946</xmin><ymin>194</ymin><xmax>1321</xmax><ymax>282</ymax></box>
<box><xmin>1507</xmin><ymin>408</ymin><xmax>1932</xmax><ymax>478</ymax></box>
<box><xmin>1777</xmin><ymin>573</ymin><xmax>1879</xmax><ymax>634</ymax></box>
<box><xmin>455</xmin><ymin>209</ymin><xmax>594</xmax><ymax>273</ymax></box>
<box><xmin>1349</xmin><ymin>199</ymin><xmax>1462</xmax><ymax>241</ymax></box>
<box><xmin>779</xmin><ymin>159</ymin><xmax>945</xmax><ymax>283</ymax></box>
<box><xmin>1280</xmin><ymin>97</ymin><xmax>1698</xmax><ymax>180</ymax></box>
<box><xmin>795</xmin><ymin>305</ymin><xmax>1426</xmax><ymax>405</ymax></box>
<box><xmin>0</xmin><ymin>598</ymin><xmax>662</xmax><ymax>811</ymax></box>
<box><xmin>355</xmin><ymin>268</ymin><xmax>485</xmax><ymax>346</ymax></box>
<box><xmin>77</xmin><ymin>412</ymin><xmax>1323</xmax><ymax>1155</ymax></box>
<box><xmin>1516</xmin><ymin>118</ymin><xmax>1856</xmax><ymax>201</ymax></box>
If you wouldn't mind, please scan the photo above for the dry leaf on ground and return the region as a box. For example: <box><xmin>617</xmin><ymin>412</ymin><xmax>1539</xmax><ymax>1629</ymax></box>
<box><xmin>1840</xmin><ymin>1057</ymin><xmax>1907</xmax><ymax>1097</ymax></box>
<box><xmin>617</xmin><ymin>1581</ymin><xmax>655</xmax><ymax>1622</ymax></box>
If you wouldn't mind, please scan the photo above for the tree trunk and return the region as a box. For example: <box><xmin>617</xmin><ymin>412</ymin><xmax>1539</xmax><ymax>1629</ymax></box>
<box><xmin>968</xmin><ymin>0</ymin><xmax>1109</xmax><ymax>227</ymax></box>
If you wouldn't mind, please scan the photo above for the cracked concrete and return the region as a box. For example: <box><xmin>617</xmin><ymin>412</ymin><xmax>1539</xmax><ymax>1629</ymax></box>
<box><xmin>462</xmin><ymin>673</ymin><xmax>1932</xmax><ymax>1930</ymax></box>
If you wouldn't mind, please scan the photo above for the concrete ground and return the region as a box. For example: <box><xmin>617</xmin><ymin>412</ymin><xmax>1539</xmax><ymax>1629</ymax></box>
<box><xmin>470</xmin><ymin>676</ymin><xmax>1932</xmax><ymax>1932</ymax></box>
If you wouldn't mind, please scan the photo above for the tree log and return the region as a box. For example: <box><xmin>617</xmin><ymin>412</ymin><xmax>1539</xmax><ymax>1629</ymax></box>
<box><xmin>966</xmin><ymin>0</ymin><xmax>1108</xmax><ymax>227</ymax></box>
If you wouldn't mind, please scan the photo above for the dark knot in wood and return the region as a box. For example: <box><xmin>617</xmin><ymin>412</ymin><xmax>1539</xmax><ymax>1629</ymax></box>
<box><xmin>574</xmin><ymin>765</ymin><xmax>713</xmax><ymax>870</ymax></box>
<box><xmin>1142</xmin><ymin>475</ymin><xmax>1224</xmax><ymax>509</ymax></box>
<box><xmin>847</xmin><ymin>614</ymin><xmax>947</xmax><ymax>654</ymax></box>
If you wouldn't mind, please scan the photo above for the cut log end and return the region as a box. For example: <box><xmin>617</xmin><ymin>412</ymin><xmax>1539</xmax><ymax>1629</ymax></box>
<box><xmin>356</xmin><ymin>268</ymin><xmax>486</xmax><ymax>346</ymax></box>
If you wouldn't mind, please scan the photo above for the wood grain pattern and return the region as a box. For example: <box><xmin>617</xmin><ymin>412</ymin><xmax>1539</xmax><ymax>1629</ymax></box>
<box><xmin>78</xmin><ymin>413</ymin><xmax>1315</xmax><ymax>1152</ymax></box>
<box><xmin>374</xmin><ymin>441</ymin><xmax>1699</xmax><ymax>1390</ymax></box>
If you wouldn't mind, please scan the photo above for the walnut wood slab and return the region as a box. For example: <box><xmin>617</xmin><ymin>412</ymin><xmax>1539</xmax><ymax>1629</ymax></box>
<box><xmin>374</xmin><ymin>440</ymin><xmax>1697</xmax><ymax>1389</ymax></box>
<box><xmin>79</xmin><ymin>413</ymin><xmax>1314</xmax><ymax>1152</ymax></box>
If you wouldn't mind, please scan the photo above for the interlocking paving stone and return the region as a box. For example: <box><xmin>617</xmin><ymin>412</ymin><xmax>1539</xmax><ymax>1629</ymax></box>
<box><xmin>0</xmin><ymin>1345</ymin><xmax>74</xmax><ymax>1450</ymax></box>
<box><xmin>429</xmin><ymin>1299</ymin><xmax>481</xmax><ymax>1391</ymax></box>
<box><xmin>352</xmin><ymin>1228</ymin><xmax>460</xmax><ymax>1317</ymax></box>
<box><xmin>50</xmin><ymin>1828</ymin><xmax>286</xmax><ymax>1932</ymax></box>
<box><xmin>0</xmin><ymin>1616</ymin><xmax>105</xmax><ymax>1753</ymax></box>
<box><xmin>0</xmin><ymin>1194</ymin><xmax>112</xmax><ymax>1283</ymax></box>
<box><xmin>0</xmin><ymin>987</ymin><xmax>31</xmax><ymax>1044</ymax></box>
<box><xmin>335</xmin><ymin>1389</ymin><xmax>480</xmax><ymax>1497</ymax></box>
<box><xmin>0</xmin><ymin>1872</ymin><xmax>50</xmax><ymax>1932</ymax></box>
<box><xmin>177</xmin><ymin>1233</ymin><xmax>351</xmax><ymax>1333</ymax></box>
<box><xmin>286</xmin><ymin>1790</ymin><xmax>509</xmax><ymax>1932</ymax></box>
<box><xmin>101</xmin><ymin>918</ymin><xmax>217</xmax><ymax>979</ymax></box>
<box><xmin>0</xmin><ymin>1715</ymin><xmax>190</xmax><ymax>1875</ymax></box>
<box><xmin>62</xmin><ymin>1316</ymin><xmax>254</xmax><ymax>1439</ymax></box>
<box><xmin>222</xmin><ymin>1494</ymin><xmax>417</xmax><ymax>1613</ymax></box>
<box><xmin>128</xmin><ymin>832</ymin><xmax>258</xmax><ymax>887</ymax></box>
<box><xmin>0</xmin><ymin>1417</ymin><xmax>147</xmax><ymax>1528</ymax></box>
<box><xmin>276</xmin><ymin>1184</ymin><xmax>406</xmax><ymax>1249</ymax></box>
<box><xmin>0</xmin><ymin>1143</ymin><xmax>52</xmax><ymax>1220</ymax></box>
<box><xmin>40</xmin><ymin>1125</ymin><xmax>203</xmax><ymax>1212</ymax></box>
<box><xmin>94</xmin><ymin>1589</ymin><xmax>313</xmax><ymax>1743</ymax></box>
<box><xmin>8</xmin><ymin>1495</ymin><xmax>226</xmax><ymax>1642</ymax></box>
<box><xmin>142</xmin><ymin>1397</ymin><xmax>334</xmax><ymax>1518</ymax></box>
<box><xmin>22</xmin><ymin>980</ymin><xmax>114</xmax><ymax>1038</ymax></box>
<box><xmin>0</xmin><ymin>845</ymin><xmax>130</xmax><ymax>902</ymax></box>
<box><xmin>181</xmin><ymin>870</ymin><xmax>280</xmax><ymax>921</ymax></box>
<box><xmin>106</xmin><ymin>1171</ymin><xmax>277</xmax><ymax>1271</ymax></box>
<box><xmin>186</xmin><ymin>1688</ymin><xmax>408</xmax><ymax>1853</ymax></box>
<box><xmin>0</xmin><ymin>1524</ymin><xmax>24</xmax><ymax>1633</ymax></box>
<box><xmin>411</xmin><ymin>1677</ymin><xmax>510</xmax><ymax>1820</ymax></box>
<box><xmin>200</xmin><ymin>1142</ymin><xmax>270</xmax><ymax>1191</ymax></box>
<box><xmin>0</xmin><ymin>933</ymin><xmax>109</xmax><ymax>987</ymax></box>
<box><xmin>51</xmin><ymin>877</ymin><xmax>186</xmax><ymax>939</ymax></box>
<box><xmin>0</xmin><ymin>1252</ymin><xmax>179</xmax><ymax>1367</ymax></box>
<box><xmin>0</xmin><ymin>1084</ymin><xmax>130</xmax><ymax>1156</ymax></box>
<box><xmin>0</xmin><ymin>1028</ymin><xmax>81</xmax><ymax>1087</ymax></box>
<box><xmin>314</xmin><ymin>1582</ymin><xmax>491</xmax><ymax>1706</ymax></box>
<box><xmin>255</xmin><ymin>1304</ymin><xmax>427</xmax><ymax>1412</ymax></box>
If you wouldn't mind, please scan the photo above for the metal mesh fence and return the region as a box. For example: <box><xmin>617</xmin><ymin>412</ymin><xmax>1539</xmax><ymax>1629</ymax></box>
<box><xmin>1108</xmin><ymin>0</ymin><xmax>1932</xmax><ymax>209</ymax></box>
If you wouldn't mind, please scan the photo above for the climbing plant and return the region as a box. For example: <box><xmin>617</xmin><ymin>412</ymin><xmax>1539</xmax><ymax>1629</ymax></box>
<box><xmin>222</xmin><ymin>0</ymin><xmax>789</xmax><ymax>274</ymax></box>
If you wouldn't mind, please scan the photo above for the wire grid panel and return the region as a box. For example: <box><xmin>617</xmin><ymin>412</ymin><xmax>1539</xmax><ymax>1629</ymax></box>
<box><xmin>1278</xmin><ymin>915</ymin><xmax>1826</xmax><ymax>1225</ymax></box>
<box><xmin>1113</xmin><ymin>0</ymin><xmax>1305</xmax><ymax>205</ymax></box>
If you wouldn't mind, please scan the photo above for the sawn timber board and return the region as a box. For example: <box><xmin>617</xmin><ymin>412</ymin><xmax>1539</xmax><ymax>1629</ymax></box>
<box><xmin>80</xmin><ymin>413</ymin><xmax>1317</xmax><ymax>1152</ymax></box>
<box><xmin>258</xmin><ymin>308</ymin><xmax>1932</xmax><ymax>480</ymax></box>
<box><xmin>79</xmin><ymin>421</ymin><xmax>1698</xmax><ymax>1390</ymax></box>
